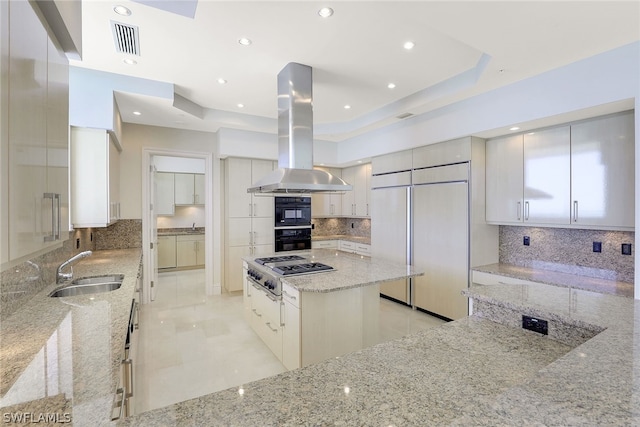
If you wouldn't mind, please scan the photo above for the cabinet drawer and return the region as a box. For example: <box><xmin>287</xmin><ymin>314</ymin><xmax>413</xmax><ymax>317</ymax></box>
<box><xmin>282</xmin><ymin>284</ymin><xmax>300</xmax><ymax>308</ymax></box>
<box><xmin>339</xmin><ymin>241</ymin><xmax>356</xmax><ymax>251</ymax></box>
<box><xmin>355</xmin><ymin>244</ymin><xmax>371</xmax><ymax>256</ymax></box>
<box><xmin>312</xmin><ymin>240</ymin><xmax>338</xmax><ymax>249</ymax></box>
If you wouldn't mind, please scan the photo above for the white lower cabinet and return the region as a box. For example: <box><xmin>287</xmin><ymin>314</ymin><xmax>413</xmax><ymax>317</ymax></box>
<box><xmin>157</xmin><ymin>235</ymin><xmax>176</xmax><ymax>269</ymax></box>
<box><xmin>312</xmin><ymin>240</ymin><xmax>338</xmax><ymax>249</ymax></box>
<box><xmin>338</xmin><ymin>240</ymin><xmax>371</xmax><ymax>257</ymax></box>
<box><xmin>176</xmin><ymin>234</ymin><xmax>205</xmax><ymax>267</ymax></box>
<box><xmin>281</xmin><ymin>284</ymin><xmax>301</xmax><ymax>370</ymax></box>
<box><xmin>249</xmin><ymin>282</ymin><xmax>282</xmax><ymax>361</ymax></box>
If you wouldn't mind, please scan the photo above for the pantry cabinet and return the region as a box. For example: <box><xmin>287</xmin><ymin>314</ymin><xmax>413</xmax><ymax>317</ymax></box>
<box><xmin>70</xmin><ymin>127</ymin><xmax>121</xmax><ymax>228</ymax></box>
<box><xmin>311</xmin><ymin>167</ymin><xmax>342</xmax><ymax>217</ymax></box>
<box><xmin>3</xmin><ymin>0</ymin><xmax>70</xmax><ymax>262</ymax></box>
<box><xmin>225</xmin><ymin>158</ymin><xmax>276</xmax><ymax>292</ymax></box>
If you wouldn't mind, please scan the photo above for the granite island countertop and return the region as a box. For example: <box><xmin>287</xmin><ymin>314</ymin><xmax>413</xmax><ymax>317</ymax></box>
<box><xmin>244</xmin><ymin>248</ymin><xmax>420</xmax><ymax>293</ymax></box>
<box><xmin>0</xmin><ymin>248</ymin><xmax>142</xmax><ymax>426</ymax></box>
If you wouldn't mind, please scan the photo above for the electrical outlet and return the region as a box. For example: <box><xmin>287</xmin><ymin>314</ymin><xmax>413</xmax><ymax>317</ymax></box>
<box><xmin>522</xmin><ymin>315</ymin><xmax>548</xmax><ymax>335</ymax></box>
<box><xmin>622</xmin><ymin>243</ymin><xmax>632</xmax><ymax>255</ymax></box>
<box><xmin>593</xmin><ymin>241</ymin><xmax>602</xmax><ymax>253</ymax></box>
<box><xmin>523</xmin><ymin>236</ymin><xmax>530</xmax><ymax>246</ymax></box>
<box><xmin>76</xmin><ymin>238</ymin><xmax>80</xmax><ymax>249</ymax></box>
<box><xmin>351</xmin><ymin>223</ymin><xmax>354</xmax><ymax>228</ymax></box>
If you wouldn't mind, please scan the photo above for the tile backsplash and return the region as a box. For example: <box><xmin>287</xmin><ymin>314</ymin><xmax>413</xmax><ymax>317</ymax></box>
<box><xmin>312</xmin><ymin>218</ymin><xmax>371</xmax><ymax>238</ymax></box>
<box><xmin>499</xmin><ymin>226</ymin><xmax>634</xmax><ymax>283</ymax></box>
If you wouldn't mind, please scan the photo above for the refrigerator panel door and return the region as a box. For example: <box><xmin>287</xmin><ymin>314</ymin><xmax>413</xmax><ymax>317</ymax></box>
<box><xmin>371</xmin><ymin>186</ymin><xmax>409</xmax><ymax>304</ymax></box>
<box><xmin>413</xmin><ymin>182</ymin><xmax>469</xmax><ymax>320</ymax></box>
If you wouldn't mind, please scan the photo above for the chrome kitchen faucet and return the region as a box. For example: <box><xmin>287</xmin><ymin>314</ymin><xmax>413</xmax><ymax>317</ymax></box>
<box><xmin>56</xmin><ymin>251</ymin><xmax>92</xmax><ymax>284</ymax></box>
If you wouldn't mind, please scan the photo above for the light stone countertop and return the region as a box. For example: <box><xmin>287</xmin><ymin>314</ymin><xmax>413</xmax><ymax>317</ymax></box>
<box><xmin>474</xmin><ymin>262</ymin><xmax>634</xmax><ymax>297</ymax></box>
<box><xmin>0</xmin><ymin>248</ymin><xmax>142</xmax><ymax>426</ymax></box>
<box><xmin>157</xmin><ymin>228</ymin><xmax>205</xmax><ymax>236</ymax></box>
<box><xmin>244</xmin><ymin>248</ymin><xmax>420</xmax><ymax>293</ymax></box>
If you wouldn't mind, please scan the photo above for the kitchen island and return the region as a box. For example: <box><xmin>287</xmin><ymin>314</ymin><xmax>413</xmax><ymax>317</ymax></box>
<box><xmin>242</xmin><ymin>249</ymin><xmax>423</xmax><ymax>369</ymax></box>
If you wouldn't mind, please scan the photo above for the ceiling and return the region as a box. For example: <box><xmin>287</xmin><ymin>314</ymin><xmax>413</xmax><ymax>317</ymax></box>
<box><xmin>71</xmin><ymin>1</ymin><xmax>639</xmax><ymax>142</ymax></box>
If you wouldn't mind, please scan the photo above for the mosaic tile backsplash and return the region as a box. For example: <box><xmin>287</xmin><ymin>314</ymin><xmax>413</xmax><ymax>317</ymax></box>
<box><xmin>312</xmin><ymin>218</ymin><xmax>371</xmax><ymax>238</ymax></box>
<box><xmin>499</xmin><ymin>226</ymin><xmax>634</xmax><ymax>283</ymax></box>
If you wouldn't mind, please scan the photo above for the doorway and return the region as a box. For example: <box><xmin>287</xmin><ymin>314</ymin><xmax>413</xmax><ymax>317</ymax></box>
<box><xmin>141</xmin><ymin>148</ymin><xmax>216</xmax><ymax>304</ymax></box>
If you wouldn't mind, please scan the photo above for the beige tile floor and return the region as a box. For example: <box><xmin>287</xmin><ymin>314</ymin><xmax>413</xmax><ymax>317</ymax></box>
<box><xmin>134</xmin><ymin>269</ymin><xmax>445</xmax><ymax>414</ymax></box>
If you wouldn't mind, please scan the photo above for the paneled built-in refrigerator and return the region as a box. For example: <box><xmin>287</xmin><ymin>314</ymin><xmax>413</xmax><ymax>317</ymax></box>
<box><xmin>372</xmin><ymin>163</ymin><xmax>471</xmax><ymax>319</ymax></box>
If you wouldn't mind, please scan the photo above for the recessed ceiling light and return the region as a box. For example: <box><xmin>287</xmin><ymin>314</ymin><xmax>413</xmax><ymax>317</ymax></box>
<box><xmin>217</xmin><ymin>78</ymin><xmax>227</xmax><ymax>84</ymax></box>
<box><xmin>133</xmin><ymin>111</ymin><xmax>141</xmax><ymax>116</ymax></box>
<box><xmin>318</xmin><ymin>7</ymin><xmax>334</xmax><ymax>18</ymax></box>
<box><xmin>114</xmin><ymin>5</ymin><xmax>131</xmax><ymax>16</ymax></box>
<box><xmin>403</xmin><ymin>41</ymin><xmax>415</xmax><ymax>50</ymax></box>
<box><xmin>237</xmin><ymin>103</ymin><xmax>244</xmax><ymax>108</ymax></box>
<box><xmin>238</xmin><ymin>38</ymin><xmax>252</xmax><ymax>46</ymax></box>
<box><xmin>123</xmin><ymin>58</ymin><xmax>137</xmax><ymax>65</ymax></box>
<box><xmin>344</xmin><ymin>105</ymin><xmax>351</xmax><ymax>109</ymax></box>
<box><xmin>357</xmin><ymin>160</ymin><xmax>362</xmax><ymax>163</ymax></box>
<box><xmin>510</xmin><ymin>126</ymin><xmax>520</xmax><ymax>131</ymax></box>
<box><xmin>387</xmin><ymin>83</ymin><xmax>396</xmax><ymax>89</ymax></box>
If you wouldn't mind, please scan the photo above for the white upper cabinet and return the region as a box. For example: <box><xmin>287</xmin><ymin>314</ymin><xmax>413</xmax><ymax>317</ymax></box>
<box><xmin>341</xmin><ymin>164</ymin><xmax>371</xmax><ymax>217</ymax></box>
<box><xmin>523</xmin><ymin>126</ymin><xmax>571</xmax><ymax>224</ymax></box>
<box><xmin>486</xmin><ymin>134</ymin><xmax>525</xmax><ymax>224</ymax></box>
<box><xmin>174</xmin><ymin>173</ymin><xmax>204</xmax><ymax>205</ymax></box>
<box><xmin>155</xmin><ymin>172</ymin><xmax>175</xmax><ymax>215</ymax></box>
<box><xmin>487</xmin><ymin>127</ymin><xmax>571</xmax><ymax>226</ymax></box>
<box><xmin>312</xmin><ymin>167</ymin><xmax>342</xmax><ymax>217</ymax></box>
<box><xmin>371</xmin><ymin>150</ymin><xmax>413</xmax><ymax>175</ymax></box>
<box><xmin>5</xmin><ymin>1</ymin><xmax>70</xmax><ymax>261</ymax></box>
<box><xmin>487</xmin><ymin>113</ymin><xmax>634</xmax><ymax>230</ymax></box>
<box><xmin>227</xmin><ymin>158</ymin><xmax>274</xmax><ymax>218</ymax></box>
<box><xmin>570</xmin><ymin>111</ymin><xmax>635</xmax><ymax>229</ymax></box>
<box><xmin>70</xmin><ymin>127</ymin><xmax>120</xmax><ymax>228</ymax></box>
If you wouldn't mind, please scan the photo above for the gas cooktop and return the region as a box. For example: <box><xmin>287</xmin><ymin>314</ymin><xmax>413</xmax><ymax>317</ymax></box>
<box><xmin>254</xmin><ymin>255</ymin><xmax>306</xmax><ymax>265</ymax></box>
<box><xmin>272</xmin><ymin>262</ymin><xmax>334</xmax><ymax>276</ymax></box>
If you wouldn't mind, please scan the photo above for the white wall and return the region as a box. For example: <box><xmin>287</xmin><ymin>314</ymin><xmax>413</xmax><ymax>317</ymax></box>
<box><xmin>157</xmin><ymin>206</ymin><xmax>205</xmax><ymax>228</ymax></box>
<box><xmin>154</xmin><ymin>156</ymin><xmax>205</xmax><ymax>173</ymax></box>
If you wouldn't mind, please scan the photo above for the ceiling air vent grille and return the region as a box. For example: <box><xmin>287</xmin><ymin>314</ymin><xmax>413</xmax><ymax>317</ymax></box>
<box><xmin>111</xmin><ymin>21</ymin><xmax>140</xmax><ymax>55</ymax></box>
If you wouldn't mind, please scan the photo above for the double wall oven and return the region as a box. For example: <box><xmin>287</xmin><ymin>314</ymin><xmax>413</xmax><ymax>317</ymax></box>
<box><xmin>274</xmin><ymin>196</ymin><xmax>311</xmax><ymax>252</ymax></box>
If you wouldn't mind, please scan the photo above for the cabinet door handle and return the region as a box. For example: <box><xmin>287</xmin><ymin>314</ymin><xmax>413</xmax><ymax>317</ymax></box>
<box><xmin>366</xmin><ymin>203</ymin><xmax>369</xmax><ymax>216</ymax></box>
<box><xmin>111</xmin><ymin>387</ymin><xmax>126</xmax><ymax>421</ymax></box>
<box><xmin>573</xmin><ymin>200</ymin><xmax>578</xmax><ymax>222</ymax></box>
<box><xmin>123</xmin><ymin>359</ymin><xmax>134</xmax><ymax>399</ymax></box>
<box><xmin>44</xmin><ymin>193</ymin><xmax>56</xmax><ymax>242</ymax></box>
<box><xmin>282</xmin><ymin>290</ymin><xmax>297</xmax><ymax>300</ymax></box>
<box><xmin>280</xmin><ymin>301</ymin><xmax>285</xmax><ymax>327</ymax></box>
<box><xmin>253</xmin><ymin>203</ymin><xmax>257</xmax><ymax>216</ymax></box>
<box><xmin>517</xmin><ymin>201</ymin><xmax>522</xmax><ymax>221</ymax></box>
<box><xmin>249</xmin><ymin>203</ymin><xmax>252</xmax><ymax>216</ymax></box>
<box><xmin>524</xmin><ymin>201</ymin><xmax>530</xmax><ymax>221</ymax></box>
<box><xmin>249</xmin><ymin>231</ymin><xmax>253</xmax><ymax>245</ymax></box>
<box><xmin>266</xmin><ymin>322</ymin><xmax>278</xmax><ymax>332</ymax></box>
<box><xmin>252</xmin><ymin>308</ymin><xmax>262</xmax><ymax>317</ymax></box>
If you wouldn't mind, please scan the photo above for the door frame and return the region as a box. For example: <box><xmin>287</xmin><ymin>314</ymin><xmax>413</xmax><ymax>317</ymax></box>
<box><xmin>141</xmin><ymin>147</ymin><xmax>216</xmax><ymax>304</ymax></box>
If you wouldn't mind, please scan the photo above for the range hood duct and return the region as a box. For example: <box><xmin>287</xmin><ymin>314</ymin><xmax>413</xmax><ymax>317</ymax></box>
<box><xmin>247</xmin><ymin>62</ymin><xmax>352</xmax><ymax>194</ymax></box>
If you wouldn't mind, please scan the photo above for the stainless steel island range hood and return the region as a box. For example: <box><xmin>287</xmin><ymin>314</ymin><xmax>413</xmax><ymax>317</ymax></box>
<box><xmin>247</xmin><ymin>62</ymin><xmax>352</xmax><ymax>194</ymax></box>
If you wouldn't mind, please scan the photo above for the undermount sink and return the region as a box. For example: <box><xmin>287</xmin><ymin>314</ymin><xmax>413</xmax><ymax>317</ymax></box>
<box><xmin>49</xmin><ymin>274</ymin><xmax>124</xmax><ymax>297</ymax></box>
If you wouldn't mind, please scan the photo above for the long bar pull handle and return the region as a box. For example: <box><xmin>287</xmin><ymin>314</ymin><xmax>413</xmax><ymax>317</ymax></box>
<box><xmin>253</xmin><ymin>204</ymin><xmax>257</xmax><ymax>217</ymax></box>
<box><xmin>517</xmin><ymin>201</ymin><xmax>522</xmax><ymax>221</ymax></box>
<box><xmin>44</xmin><ymin>193</ymin><xmax>55</xmax><ymax>242</ymax></box>
<box><xmin>249</xmin><ymin>231</ymin><xmax>253</xmax><ymax>245</ymax></box>
<box><xmin>280</xmin><ymin>301</ymin><xmax>285</xmax><ymax>327</ymax></box>
<box><xmin>124</xmin><ymin>359</ymin><xmax>134</xmax><ymax>398</ymax></box>
<box><xmin>524</xmin><ymin>201</ymin><xmax>530</xmax><ymax>221</ymax></box>
<box><xmin>249</xmin><ymin>203</ymin><xmax>252</xmax><ymax>216</ymax></box>
<box><xmin>282</xmin><ymin>290</ymin><xmax>297</xmax><ymax>300</ymax></box>
<box><xmin>266</xmin><ymin>322</ymin><xmax>278</xmax><ymax>333</ymax></box>
<box><xmin>573</xmin><ymin>200</ymin><xmax>578</xmax><ymax>222</ymax></box>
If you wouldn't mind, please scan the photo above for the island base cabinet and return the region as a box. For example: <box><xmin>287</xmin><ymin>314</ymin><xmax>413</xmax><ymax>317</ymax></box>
<box><xmin>281</xmin><ymin>284</ymin><xmax>301</xmax><ymax>370</ymax></box>
<box><xmin>250</xmin><ymin>284</ymin><xmax>282</xmax><ymax>360</ymax></box>
<box><xmin>300</xmin><ymin>284</ymin><xmax>379</xmax><ymax>367</ymax></box>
